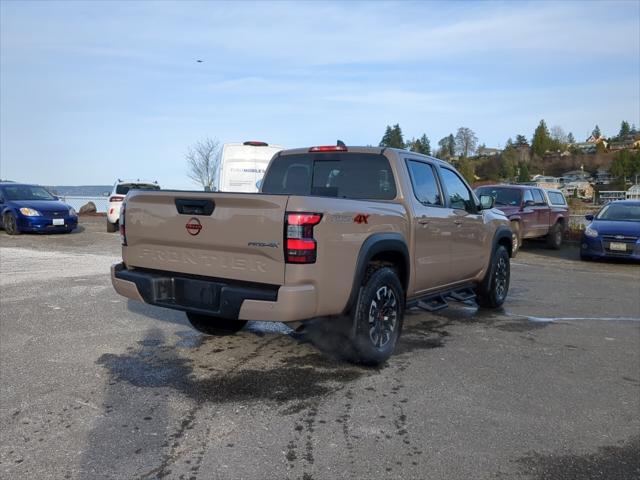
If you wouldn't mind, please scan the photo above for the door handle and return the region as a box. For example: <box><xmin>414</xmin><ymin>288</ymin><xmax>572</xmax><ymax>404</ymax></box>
<box><xmin>418</xmin><ymin>217</ymin><xmax>430</xmax><ymax>225</ymax></box>
<box><xmin>454</xmin><ymin>219</ymin><xmax>462</xmax><ymax>225</ymax></box>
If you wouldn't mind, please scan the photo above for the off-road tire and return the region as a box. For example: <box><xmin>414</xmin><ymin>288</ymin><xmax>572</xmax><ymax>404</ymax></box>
<box><xmin>546</xmin><ymin>222</ymin><xmax>563</xmax><ymax>249</ymax></box>
<box><xmin>106</xmin><ymin>220</ymin><xmax>118</xmax><ymax>233</ymax></box>
<box><xmin>3</xmin><ymin>213</ymin><xmax>20</xmax><ymax>235</ymax></box>
<box><xmin>350</xmin><ymin>267</ymin><xmax>404</xmax><ymax>366</ymax></box>
<box><xmin>186</xmin><ymin>312</ymin><xmax>247</xmax><ymax>336</ymax></box>
<box><xmin>476</xmin><ymin>245</ymin><xmax>510</xmax><ymax>309</ymax></box>
<box><xmin>510</xmin><ymin>221</ymin><xmax>521</xmax><ymax>257</ymax></box>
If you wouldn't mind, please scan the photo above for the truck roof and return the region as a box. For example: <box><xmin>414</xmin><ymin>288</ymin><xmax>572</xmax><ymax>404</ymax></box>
<box><xmin>276</xmin><ymin>145</ymin><xmax>452</xmax><ymax>168</ymax></box>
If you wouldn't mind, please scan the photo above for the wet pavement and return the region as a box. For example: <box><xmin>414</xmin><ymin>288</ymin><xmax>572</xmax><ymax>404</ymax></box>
<box><xmin>1</xmin><ymin>217</ymin><xmax>639</xmax><ymax>479</ymax></box>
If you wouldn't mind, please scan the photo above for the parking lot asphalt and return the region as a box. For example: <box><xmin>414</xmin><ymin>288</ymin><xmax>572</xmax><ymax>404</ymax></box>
<box><xmin>1</xmin><ymin>216</ymin><xmax>639</xmax><ymax>480</ymax></box>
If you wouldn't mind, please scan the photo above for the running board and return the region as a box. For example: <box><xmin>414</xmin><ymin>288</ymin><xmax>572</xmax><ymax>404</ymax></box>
<box><xmin>409</xmin><ymin>284</ymin><xmax>477</xmax><ymax>313</ymax></box>
<box><xmin>447</xmin><ymin>287</ymin><xmax>476</xmax><ymax>303</ymax></box>
<box><xmin>418</xmin><ymin>296</ymin><xmax>448</xmax><ymax>312</ymax></box>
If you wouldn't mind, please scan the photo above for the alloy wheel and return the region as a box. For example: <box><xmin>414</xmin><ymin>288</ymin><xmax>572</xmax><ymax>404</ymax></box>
<box><xmin>368</xmin><ymin>285</ymin><xmax>398</xmax><ymax>349</ymax></box>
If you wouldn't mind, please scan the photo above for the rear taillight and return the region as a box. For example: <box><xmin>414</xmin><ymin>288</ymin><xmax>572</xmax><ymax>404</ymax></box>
<box><xmin>119</xmin><ymin>202</ymin><xmax>127</xmax><ymax>246</ymax></box>
<box><xmin>109</xmin><ymin>196</ymin><xmax>124</xmax><ymax>202</ymax></box>
<box><xmin>285</xmin><ymin>212</ymin><xmax>322</xmax><ymax>264</ymax></box>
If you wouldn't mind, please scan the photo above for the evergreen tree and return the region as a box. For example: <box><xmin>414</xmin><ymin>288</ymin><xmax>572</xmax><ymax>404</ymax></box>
<box><xmin>388</xmin><ymin>124</ymin><xmax>405</xmax><ymax>148</ymax></box>
<box><xmin>500</xmin><ymin>145</ymin><xmax>517</xmax><ymax>180</ymax></box>
<box><xmin>419</xmin><ymin>134</ymin><xmax>431</xmax><ymax>155</ymax></box>
<box><xmin>531</xmin><ymin>120</ymin><xmax>551</xmax><ymax>157</ymax></box>
<box><xmin>515</xmin><ymin>134</ymin><xmax>529</xmax><ymax>147</ymax></box>
<box><xmin>379</xmin><ymin>125</ymin><xmax>393</xmax><ymax>147</ymax></box>
<box><xmin>437</xmin><ymin>134</ymin><xmax>455</xmax><ymax>159</ymax></box>
<box><xmin>517</xmin><ymin>163</ymin><xmax>530</xmax><ymax>183</ymax></box>
<box><xmin>458</xmin><ymin>158</ymin><xmax>475</xmax><ymax>184</ymax></box>
<box><xmin>610</xmin><ymin>150</ymin><xmax>630</xmax><ymax>179</ymax></box>
<box><xmin>592</xmin><ymin>125</ymin><xmax>601</xmax><ymax>138</ymax></box>
<box><xmin>567</xmin><ymin>132</ymin><xmax>576</xmax><ymax>144</ymax></box>
<box><xmin>619</xmin><ymin>120</ymin><xmax>631</xmax><ymax>138</ymax></box>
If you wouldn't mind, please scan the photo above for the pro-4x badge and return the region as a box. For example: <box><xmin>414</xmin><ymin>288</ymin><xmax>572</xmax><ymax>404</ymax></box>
<box><xmin>354</xmin><ymin>214</ymin><xmax>370</xmax><ymax>224</ymax></box>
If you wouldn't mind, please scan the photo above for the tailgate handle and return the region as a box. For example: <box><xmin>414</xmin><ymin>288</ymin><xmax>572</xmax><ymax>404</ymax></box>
<box><xmin>175</xmin><ymin>199</ymin><xmax>215</xmax><ymax>216</ymax></box>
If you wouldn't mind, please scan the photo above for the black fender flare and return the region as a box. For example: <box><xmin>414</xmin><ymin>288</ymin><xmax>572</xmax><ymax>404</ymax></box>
<box><xmin>343</xmin><ymin>232</ymin><xmax>410</xmax><ymax>316</ymax></box>
<box><xmin>492</xmin><ymin>225</ymin><xmax>513</xmax><ymax>257</ymax></box>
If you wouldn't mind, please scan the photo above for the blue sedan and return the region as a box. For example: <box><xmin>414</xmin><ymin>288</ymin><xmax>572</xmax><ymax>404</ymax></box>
<box><xmin>0</xmin><ymin>183</ymin><xmax>78</xmax><ymax>235</ymax></box>
<box><xmin>581</xmin><ymin>200</ymin><xmax>640</xmax><ymax>261</ymax></box>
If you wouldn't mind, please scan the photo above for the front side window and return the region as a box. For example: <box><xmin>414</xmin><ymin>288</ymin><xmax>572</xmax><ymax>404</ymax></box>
<box><xmin>523</xmin><ymin>190</ymin><xmax>534</xmax><ymax>204</ymax></box>
<box><xmin>440</xmin><ymin>168</ymin><xmax>475</xmax><ymax>212</ymax></box>
<box><xmin>262</xmin><ymin>153</ymin><xmax>396</xmax><ymax>200</ymax></box>
<box><xmin>407</xmin><ymin>160</ymin><xmax>441</xmax><ymax>206</ymax></box>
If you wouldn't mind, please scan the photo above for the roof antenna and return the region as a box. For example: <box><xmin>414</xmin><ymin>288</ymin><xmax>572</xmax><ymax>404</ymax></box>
<box><xmin>337</xmin><ymin>140</ymin><xmax>346</xmax><ymax>147</ymax></box>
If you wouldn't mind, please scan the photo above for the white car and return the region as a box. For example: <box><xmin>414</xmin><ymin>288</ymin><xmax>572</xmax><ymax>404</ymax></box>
<box><xmin>107</xmin><ymin>180</ymin><xmax>160</xmax><ymax>232</ymax></box>
<box><xmin>216</xmin><ymin>141</ymin><xmax>283</xmax><ymax>192</ymax></box>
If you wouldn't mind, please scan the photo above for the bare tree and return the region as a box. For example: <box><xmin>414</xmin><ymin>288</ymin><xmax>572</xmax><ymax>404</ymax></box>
<box><xmin>454</xmin><ymin>127</ymin><xmax>478</xmax><ymax>158</ymax></box>
<box><xmin>186</xmin><ymin>138</ymin><xmax>221</xmax><ymax>190</ymax></box>
<box><xmin>550</xmin><ymin>125</ymin><xmax>568</xmax><ymax>144</ymax></box>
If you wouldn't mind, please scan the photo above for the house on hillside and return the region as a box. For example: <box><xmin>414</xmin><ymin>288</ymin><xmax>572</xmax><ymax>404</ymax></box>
<box><xmin>562</xmin><ymin>169</ymin><xmax>591</xmax><ymax>183</ymax></box>
<box><xmin>571</xmin><ymin>142</ymin><xmax>597</xmax><ymax>154</ymax></box>
<box><xmin>594</xmin><ymin>167</ymin><xmax>613</xmax><ymax>185</ymax></box>
<box><xmin>586</xmin><ymin>135</ymin><xmax>608</xmax><ymax>147</ymax></box>
<box><xmin>476</xmin><ymin>146</ymin><xmax>502</xmax><ymax>157</ymax></box>
<box><xmin>531</xmin><ymin>175</ymin><xmax>562</xmax><ymax>189</ymax></box>
<box><xmin>627</xmin><ymin>184</ymin><xmax>640</xmax><ymax>200</ymax></box>
<box><xmin>609</xmin><ymin>134</ymin><xmax>640</xmax><ymax>151</ymax></box>
<box><xmin>562</xmin><ymin>182</ymin><xmax>594</xmax><ymax>200</ymax></box>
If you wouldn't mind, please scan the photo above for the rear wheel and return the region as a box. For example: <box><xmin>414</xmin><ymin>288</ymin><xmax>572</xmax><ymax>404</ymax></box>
<box><xmin>476</xmin><ymin>245</ymin><xmax>510</xmax><ymax>308</ymax></box>
<box><xmin>186</xmin><ymin>313</ymin><xmax>247</xmax><ymax>336</ymax></box>
<box><xmin>106</xmin><ymin>220</ymin><xmax>118</xmax><ymax>233</ymax></box>
<box><xmin>350</xmin><ymin>267</ymin><xmax>404</xmax><ymax>366</ymax></box>
<box><xmin>3</xmin><ymin>213</ymin><xmax>20</xmax><ymax>235</ymax></box>
<box><xmin>546</xmin><ymin>222</ymin><xmax>563</xmax><ymax>249</ymax></box>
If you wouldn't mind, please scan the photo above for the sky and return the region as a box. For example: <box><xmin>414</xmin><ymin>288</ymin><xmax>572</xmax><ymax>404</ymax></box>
<box><xmin>1</xmin><ymin>1</ymin><xmax>639</xmax><ymax>189</ymax></box>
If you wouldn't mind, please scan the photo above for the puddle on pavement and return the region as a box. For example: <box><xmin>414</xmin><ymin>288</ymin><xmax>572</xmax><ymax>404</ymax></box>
<box><xmin>517</xmin><ymin>435</ymin><xmax>640</xmax><ymax>480</ymax></box>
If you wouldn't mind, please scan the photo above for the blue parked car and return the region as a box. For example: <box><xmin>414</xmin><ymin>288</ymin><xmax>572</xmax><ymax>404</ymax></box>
<box><xmin>581</xmin><ymin>200</ymin><xmax>640</xmax><ymax>261</ymax></box>
<box><xmin>0</xmin><ymin>182</ymin><xmax>78</xmax><ymax>235</ymax></box>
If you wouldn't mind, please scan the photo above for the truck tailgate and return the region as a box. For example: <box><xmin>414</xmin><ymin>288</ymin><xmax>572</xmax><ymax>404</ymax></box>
<box><xmin>122</xmin><ymin>191</ymin><xmax>288</xmax><ymax>285</ymax></box>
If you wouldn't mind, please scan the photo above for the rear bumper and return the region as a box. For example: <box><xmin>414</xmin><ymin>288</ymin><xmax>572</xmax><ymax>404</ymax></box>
<box><xmin>17</xmin><ymin>215</ymin><xmax>78</xmax><ymax>232</ymax></box>
<box><xmin>111</xmin><ymin>263</ymin><xmax>317</xmax><ymax>322</ymax></box>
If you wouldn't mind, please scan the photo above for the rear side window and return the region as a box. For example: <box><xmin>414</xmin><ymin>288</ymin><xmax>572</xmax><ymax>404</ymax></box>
<box><xmin>407</xmin><ymin>160</ymin><xmax>442</xmax><ymax>206</ymax></box>
<box><xmin>547</xmin><ymin>191</ymin><xmax>566</xmax><ymax>205</ymax></box>
<box><xmin>532</xmin><ymin>189</ymin><xmax>546</xmax><ymax>205</ymax></box>
<box><xmin>262</xmin><ymin>153</ymin><xmax>397</xmax><ymax>200</ymax></box>
<box><xmin>115</xmin><ymin>183</ymin><xmax>160</xmax><ymax>195</ymax></box>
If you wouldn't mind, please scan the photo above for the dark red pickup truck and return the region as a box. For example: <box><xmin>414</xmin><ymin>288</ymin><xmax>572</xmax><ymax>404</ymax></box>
<box><xmin>475</xmin><ymin>185</ymin><xmax>568</xmax><ymax>256</ymax></box>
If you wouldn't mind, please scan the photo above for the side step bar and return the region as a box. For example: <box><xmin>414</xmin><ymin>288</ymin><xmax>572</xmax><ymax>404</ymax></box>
<box><xmin>411</xmin><ymin>285</ymin><xmax>477</xmax><ymax>313</ymax></box>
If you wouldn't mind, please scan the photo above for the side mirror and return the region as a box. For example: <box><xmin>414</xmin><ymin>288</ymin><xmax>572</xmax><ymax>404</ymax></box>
<box><xmin>585</xmin><ymin>214</ymin><xmax>594</xmax><ymax>221</ymax></box>
<box><xmin>479</xmin><ymin>194</ymin><xmax>495</xmax><ymax>210</ymax></box>
<box><xmin>524</xmin><ymin>200</ymin><xmax>535</xmax><ymax>207</ymax></box>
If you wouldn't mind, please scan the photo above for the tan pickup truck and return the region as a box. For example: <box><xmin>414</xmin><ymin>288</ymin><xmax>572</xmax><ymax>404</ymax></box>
<box><xmin>112</xmin><ymin>145</ymin><xmax>512</xmax><ymax>364</ymax></box>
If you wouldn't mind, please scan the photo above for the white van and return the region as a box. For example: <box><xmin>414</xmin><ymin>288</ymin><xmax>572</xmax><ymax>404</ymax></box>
<box><xmin>216</xmin><ymin>141</ymin><xmax>283</xmax><ymax>192</ymax></box>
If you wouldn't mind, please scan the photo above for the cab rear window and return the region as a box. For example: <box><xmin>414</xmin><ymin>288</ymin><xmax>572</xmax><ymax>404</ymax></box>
<box><xmin>547</xmin><ymin>191</ymin><xmax>566</xmax><ymax>206</ymax></box>
<box><xmin>261</xmin><ymin>153</ymin><xmax>397</xmax><ymax>200</ymax></box>
<box><xmin>115</xmin><ymin>184</ymin><xmax>160</xmax><ymax>195</ymax></box>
